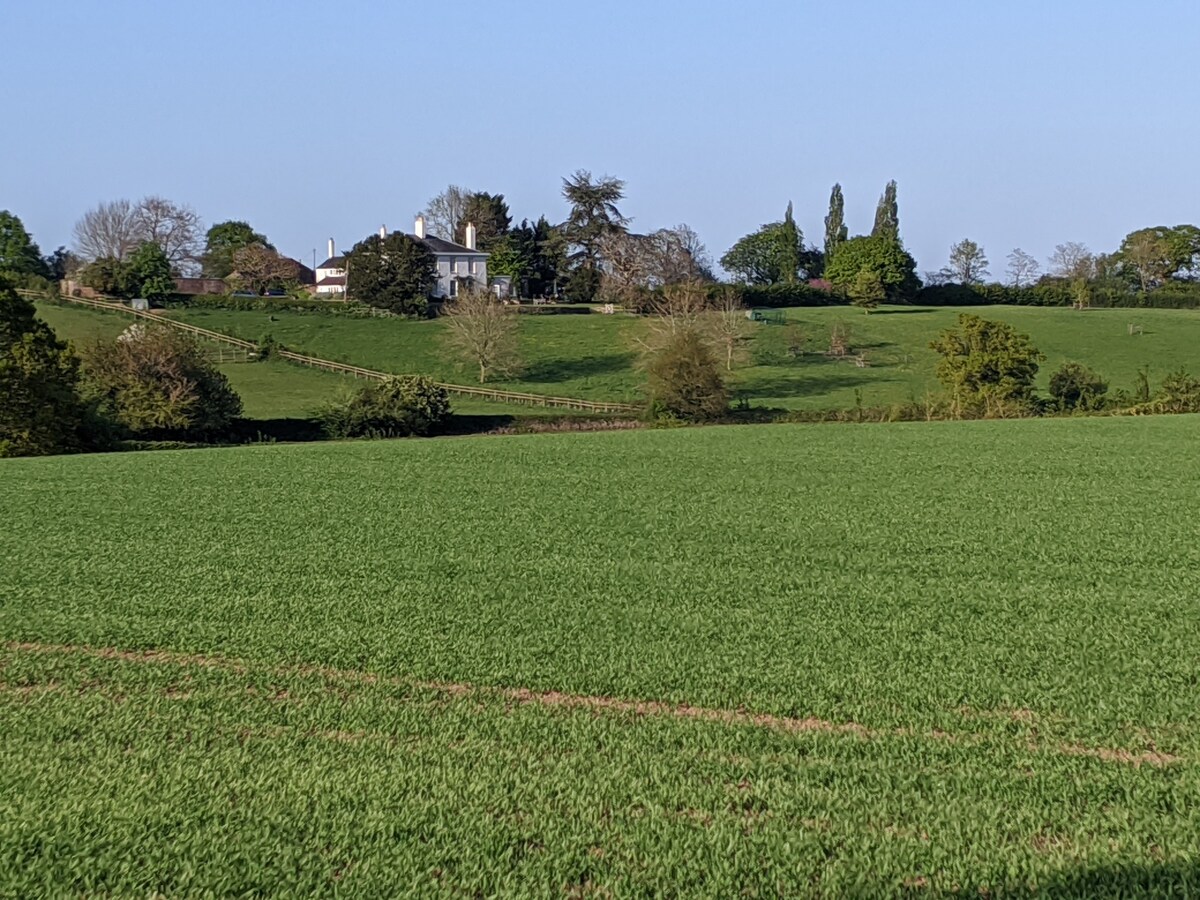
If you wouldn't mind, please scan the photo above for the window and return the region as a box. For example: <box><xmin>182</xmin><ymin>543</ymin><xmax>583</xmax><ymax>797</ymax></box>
<box><xmin>470</xmin><ymin>260</ymin><xmax>478</xmax><ymax>275</ymax></box>
<box><xmin>448</xmin><ymin>279</ymin><xmax>458</xmax><ymax>298</ymax></box>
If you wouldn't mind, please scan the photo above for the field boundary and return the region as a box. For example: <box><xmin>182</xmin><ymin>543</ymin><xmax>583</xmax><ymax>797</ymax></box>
<box><xmin>28</xmin><ymin>291</ymin><xmax>644</xmax><ymax>414</ymax></box>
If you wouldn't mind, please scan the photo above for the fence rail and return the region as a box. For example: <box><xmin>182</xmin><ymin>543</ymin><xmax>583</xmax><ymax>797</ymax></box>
<box><xmin>29</xmin><ymin>291</ymin><xmax>643</xmax><ymax>415</ymax></box>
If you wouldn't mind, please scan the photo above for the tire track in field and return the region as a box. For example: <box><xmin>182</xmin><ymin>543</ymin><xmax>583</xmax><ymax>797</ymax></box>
<box><xmin>3</xmin><ymin>641</ymin><xmax>1183</xmax><ymax>768</ymax></box>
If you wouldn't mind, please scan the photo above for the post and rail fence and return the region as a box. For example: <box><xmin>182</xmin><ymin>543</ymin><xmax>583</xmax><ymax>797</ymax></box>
<box><xmin>21</xmin><ymin>290</ymin><xmax>643</xmax><ymax>415</ymax></box>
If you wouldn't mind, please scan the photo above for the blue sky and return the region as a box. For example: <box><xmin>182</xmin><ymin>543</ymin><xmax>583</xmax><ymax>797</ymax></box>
<box><xmin>7</xmin><ymin>0</ymin><xmax>1198</xmax><ymax>276</ymax></box>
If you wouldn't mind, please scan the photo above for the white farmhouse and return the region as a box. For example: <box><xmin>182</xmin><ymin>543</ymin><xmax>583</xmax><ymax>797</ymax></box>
<box><xmin>315</xmin><ymin>218</ymin><xmax>492</xmax><ymax>300</ymax></box>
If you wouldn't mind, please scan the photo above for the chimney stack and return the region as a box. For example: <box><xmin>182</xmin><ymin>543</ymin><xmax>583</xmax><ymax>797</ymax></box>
<box><xmin>414</xmin><ymin>215</ymin><xmax>426</xmax><ymax>240</ymax></box>
<box><xmin>465</xmin><ymin>222</ymin><xmax>477</xmax><ymax>251</ymax></box>
<box><xmin>379</xmin><ymin>224</ymin><xmax>387</xmax><ymax>239</ymax></box>
<box><xmin>327</xmin><ymin>238</ymin><xmax>335</xmax><ymax>260</ymax></box>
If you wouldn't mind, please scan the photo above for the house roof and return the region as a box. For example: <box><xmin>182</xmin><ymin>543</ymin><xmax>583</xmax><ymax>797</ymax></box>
<box><xmin>420</xmin><ymin>235</ymin><xmax>487</xmax><ymax>256</ymax></box>
<box><xmin>317</xmin><ymin>256</ymin><xmax>346</xmax><ymax>269</ymax></box>
<box><xmin>316</xmin><ymin>275</ymin><xmax>346</xmax><ymax>287</ymax></box>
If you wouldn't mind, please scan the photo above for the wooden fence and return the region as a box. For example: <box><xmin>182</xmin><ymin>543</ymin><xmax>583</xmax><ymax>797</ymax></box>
<box><xmin>28</xmin><ymin>291</ymin><xmax>643</xmax><ymax>415</ymax></box>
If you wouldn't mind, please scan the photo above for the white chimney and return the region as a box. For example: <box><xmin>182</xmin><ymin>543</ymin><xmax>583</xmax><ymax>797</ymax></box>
<box><xmin>327</xmin><ymin>238</ymin><xmax>335</xmax><ymax>260</ymax></box>
<box><xmin>379</xmin><ymin>224</ymin><xmax>387</xmax><ymax>239</ymax></box>
<box><xmin>414</xmin><ymin>215</ymin><xmax>426</xmax><ymax>240</ymax></box>
<box><xmin>464</xmin><ymin>222</ymin><xmax>477</xmax><ymax>251</ymax></box>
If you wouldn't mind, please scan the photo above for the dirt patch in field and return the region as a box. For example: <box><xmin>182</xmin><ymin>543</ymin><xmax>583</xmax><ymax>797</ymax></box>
<box><xmin>4</xmin><ymin>641</ymin><xmax>1186</xmax><ymax>768</ymax></box>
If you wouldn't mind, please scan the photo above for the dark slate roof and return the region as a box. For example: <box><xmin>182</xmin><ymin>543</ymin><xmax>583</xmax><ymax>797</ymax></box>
<box><xmin>316</xmin><ymin>275</ymin><xmax>347</xmax><ymax>287</ymax></box>
<box><xmin>420</xmin><ymin>235</ymin><xmax>487</xmax><ymax>256</ymax></box>
<box><xmin>317</xmin><ymin>256</ymin><xmax>346</xmax><ymax>269</ymax></box>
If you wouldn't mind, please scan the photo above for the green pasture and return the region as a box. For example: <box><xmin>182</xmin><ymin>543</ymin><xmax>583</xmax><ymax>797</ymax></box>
<box><xmin>3</xmin><ymin>416</ymin><xmax>1200</xmax><ymax>895</ymax></box>
<box><xmin>169</xmin><ymin>304</ymin><xmax>1200</xmax><ymax>410</ymax></box>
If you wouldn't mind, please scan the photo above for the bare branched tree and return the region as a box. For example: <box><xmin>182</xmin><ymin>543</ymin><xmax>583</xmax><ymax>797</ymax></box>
<box><xmin>228</xmin><ymin>244</ymin><xmax>298</xmax><ymax>295</ymax></box>
<box><xmin>597</xmin><ymin>225</ymin><xmax>712</xmax><ymax>304</ymax></box>
<box><xmin>942</xmin><ymin>238</ymin><xmax>990</xmax><ymax>285</ymax></box>
<box><xmin>73</xmin><ymin>199</ymin><xmax>139</xmax><ymax>262</ymax></box>
<box><xmin>1006</xmin><ymin>248</ymin><xmax>1041</xmax><ymax>287</ymax></box>
<box><xmin>422</xmin><ymin>185</ymin><xmax>472</xmax><ymax>240</ymax></box>
<box><xmin>1048</xmin><ymin>242</ymin><xmax>1093</xmax><ymax>279</ymax></box>
<box><xmin>132</xmin><ymin>196</ymin><xmax>203</xmax><ymax>275</ymax></box>
<box><xmin>440</xmin><ymin>287</ymin><xmax>523</xmax><ymax>383</ymax></box>
<box><xmin>707</xmin><ymin>287</ymin><xmax>752</xmax><ymax>371</ymax></box>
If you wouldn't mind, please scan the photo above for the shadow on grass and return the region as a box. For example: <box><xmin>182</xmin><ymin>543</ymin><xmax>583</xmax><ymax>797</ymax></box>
<box><xmin>522</xmin><ymin>352</ymin><xmax>636</xmax><ymax>383</ymax></box>
<box><xmin>981</xmin><ymin>861</ymin><xmax>1200</xmax><ymax>899</ymax></box>
<box><xmin>870</xmin><ymin>307</ymin><xmax>937</xmax><ymax>315</ymax></box>
<box><xmin>736</xmin><ymin>365</ymin><xmax>885</xmax><ymax>401</ymax></box>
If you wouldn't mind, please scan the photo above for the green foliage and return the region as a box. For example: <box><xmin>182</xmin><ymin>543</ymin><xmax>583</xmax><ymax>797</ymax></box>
<box><xmin>719</xmin><ymin>207</ymin><xmax>815</xmax><ymax>286</ymax></box>
<box><xmin>346</xmin><ymin>233</ymin><xmax>435</xmax><ymax>316</ymax></box>
<box><xmin>645</xmin><ymin>328</ymin><xmax>728</xmax><ymax>421</ymax></box>
<box><xmin>1151</xmin><ymin>367</ymin><xmax>1200</xmax><ymax>414</ymax></box>
<box><xmin>930</xmin><ymin>314</ymin><xmax>1044</xmax><ymax>416</ymax></box>
<box><xmin>125</xmin><ymin>241</ymin><xmax>175</xmax><ymax>301</ymax></box>
<box><xmin>1049</xmin><ymin>361</ymin><xmax>1108</xmax><ymax>411</ymax></box>
<box><xmin>82</xmin><ymin>325</ymin><xmax>243</xmax><ymax>438</ymax></box>
<box><xmin>318</xmin><ymin>375</ymin><xmax>450</xmax><ymax>439</ymax></box>
<box><xmin>917</xmin><ymin>279</ymin><xmax>1200</xmax><ymax>309</ymax></box>
<box><xmin>453</xmin><ymin>192</ymin><xmax>511</xmax><ymax>251</ymax></box>
<box><xmin>823</xmin><ymin>183</ymin><xmax>848</xmax><ymax>260</ymax></box>
<box><xmin>849</xmin><ymin>269</ymin><xmax>885</xmax><ymax>313</ymax></box>
<box><xmin>0</xmin><ymin>282</ymin><xmax>93</xmax><ymax>456</ymax></box>
<box><xmin>5</xmin><ymin>418</ymin><xmax>1200</xmax><ymax>893</ymax></box>
<box><xmin>202</xmin><ymin>220</ymin><xmax>272</xmax><ymax>279</ymax></box>
<box><xmin>825</xmin><ymin>234</ymin><xmax>919</xmax><ymax>301</ymax></box>
<box><xmin>871</xmin><ymin>179</ymin><xmax>899</xmax><ymax>240</ymax></box>
<box><xmin>0</xmin><ymin>210</ymin><xmax>49</xmax><ymax>278</ymax></box>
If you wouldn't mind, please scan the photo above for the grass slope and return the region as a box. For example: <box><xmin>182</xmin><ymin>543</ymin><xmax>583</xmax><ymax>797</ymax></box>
<box><xmin>171</xmin><ymin>304</ymin><xmax>1200</xmax><ymax>410</ymax></box>
<box><xmin>3</xmin><ymin>416</ymin><xmax>1200</xmax><ymax>894</ymax></box>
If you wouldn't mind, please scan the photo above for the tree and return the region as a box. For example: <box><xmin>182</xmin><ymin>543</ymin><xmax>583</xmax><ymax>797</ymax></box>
<box><xmin>942</xmin><ymin>239</ymin><xmax>990</xmax><ymax>285</ymax></box>
<box><xmin>825</xmin><ymin>234</ymin><xmax>919</xmax><ymax>301</ymax></box>
<box><xmin>43</xmin><ymin>247</ymin><xmax>76</xmax><ymax>282</ymax></box>
<box><xmin>1006</xmin><ymin>248</ymin><xmax>1041</xmax><ymax>287</ymax></box>
<box><xmin>824</xmin><ymin>184</ymin><xmax>848</xmax><ymax>260</ymax></box>
<box><xmin>454</xmin><ymin>192</ymin><xmax>511</xmax><ymax>251</ymax></box>
<box><xmin>597</xmin><ymin>225</ymin><xmax>711</xmax><ymax>302</ymax></box>
<box><xmin>707</xmin><ymin>288</ymin><xmax>752</xmax><ymax>370</ymax></box>
<box><xmin>720</xmin><ymin>211</ymin><xmax>810</xmax><ymax>286</ymax></box>
<box><xmin>73</xmin><ymin>199</ymin><xmax>139</xmax><ymax>262</ymax></box>
<box><xmin>202</xmin><ymin>220</ymin><xmax>272</xmax><ymax>278</ymax></box>
<box><xmin>346</xmin><ymin>233</ymin><xmax>436</xmax><ymax>316</ymax></box>
<box><xmin>228</xmin><ymin>244</ymin><xmax>298</xmax><ymax>295</ymax></box>
<box><xmin>124</xmin><ymin>241</ymin><xmax>175</xmax><ymax>301</ymax></box>
<box><xmin>131</xmin><ymin>197</ymin><xmax>202</xmax><ymax>274</ymax></box>
<box><xmin>1048</xmin><ymin>242</ymin><xmax>1092</xmax><ymax>278</ymax></box>
<box><xmin>0</xmin><ymin>281</ymin><xmax>93</xmax><ymax>456</ymax></box>
<box><xmin>645</xmin><ymin>328</ymin><xmax>728</xmax><ymax>421</ymax></box>
<box><xmin>422</xmin><ymin>185</ymin><xmax>471</xmax><ymax>240</ymax></box>
<box><xmin>82</xmin><ymin>325</ymin><xmax>242</xmax><ymax>438</ymax></box>
<box><xmin>1114</xmin><ymin>226</ymin><xmax>1200</xmax><ymax>289</ymax></box>
<box><xmin>562</xmin><ymin>170</ymin><xmax>628</xmax><ymax>300</ymax></box>
<box><xmin>929</xmin><ymin>313</ymin><xmax>1044</xmax><ymax>417</ymax></box>
<box><xmin>849</xmin><ymin>269</ymin><xmax>885</xmax><ymax>313</ymax></box>
<box><xmin>79</xmin><ymin>257</ymin><xmax>129</xmax><ymax>297</ymax></box>
<box><xmin>1049</xmin><ymin>362</ymin><xmax>1108</xmax><ymax>411</ymax></box>
<box><xmin>871</xmin><ymin>180</ymin><xmax>899</xmax><ymax>240</ymax></box>
<box><xmin>440</xmin><ymin>287</ymin><xmax>522</xmax><ymax>383</ymax></box>
<box><xmin>0</xmin><ymin>211</ymin><xmax>48</xmax><ymax>278</ymax></box>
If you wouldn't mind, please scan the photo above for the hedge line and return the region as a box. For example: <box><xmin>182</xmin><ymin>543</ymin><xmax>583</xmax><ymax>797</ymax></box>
<box><xmin>916</xmin><ymin>280</ymin><xmax>1200</xmax><ymax>309</ymax></box>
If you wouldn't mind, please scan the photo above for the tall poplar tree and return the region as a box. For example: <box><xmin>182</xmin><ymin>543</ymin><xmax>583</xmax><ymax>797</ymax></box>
<box><xmin>872</xmin><ymin>180</ymin><xmax>899</xmax><ymax>240</ymax></box>
<box><xmin>823</xmin><ymin>184</ymin><xmax>847</xmax><ymax>260</ymax></box>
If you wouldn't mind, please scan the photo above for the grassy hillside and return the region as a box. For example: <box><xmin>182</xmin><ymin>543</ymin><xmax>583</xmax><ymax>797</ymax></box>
<box><xmin>170</xmin><ymin>304</ymin><xmax>1200</xmax><ymax>410</ymax></box>
<box><xmin>4</xmin><ymin>416</ymin><xmax>1199</xmax><ymax>894</ymax></box>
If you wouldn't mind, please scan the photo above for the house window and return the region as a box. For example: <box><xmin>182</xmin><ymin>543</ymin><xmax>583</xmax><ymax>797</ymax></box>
<box><xmin>470</xmin><ymin>260</ymin><xmax>477</xmax><ymax>275</ymax></box>
<box><xmin>449</xmin><ymin>279</ymin><xmax>458</xmax><ymax>298</ymax></box>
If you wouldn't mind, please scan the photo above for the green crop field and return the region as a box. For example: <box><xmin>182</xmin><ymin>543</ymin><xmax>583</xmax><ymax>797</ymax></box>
<box><xmin>170</xmin><ymin>304</ymin><xmax>1200</xmax><ymax>411</ymax></box>
<box><xmin>3</xmin><ymin>416</ymin><xmax>1200</xmax><ymax>895</ymax></box>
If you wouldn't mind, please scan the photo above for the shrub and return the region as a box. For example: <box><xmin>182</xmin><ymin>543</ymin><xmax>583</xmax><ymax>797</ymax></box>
<box><xmin>82</xmin><ymin>325</ymin><xmax>242</xmax><ymax>439</ymax></box>
<box><xmin>645</xmin><ymin>328</ymin><xmax>729</xmax><ymax>422</ymax></box>
<box><xmin>930</xmin><ymin>314</ymin><xmax>1044</xmax><ymax>418</ymax></box>
<box><xmin>1049</xmin><ymin>362</ymin><xmax>1109</xmax><ymax>411</ymax></box>
<box><xmin>1153</xmin><ymin>368</ymin><xmax>1200</xmax><ymax>414</ymax></box>
<box><xmin>318</xmin><ymin>376</ymin><xmax>451</xmax><ymax>439</ymax></box>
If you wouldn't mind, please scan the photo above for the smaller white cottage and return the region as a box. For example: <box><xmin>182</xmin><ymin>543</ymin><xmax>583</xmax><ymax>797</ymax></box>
<box><xmin>314</xmin><ymin>239</ymin><xmax>346</xmax><ymax>296</ymax></box>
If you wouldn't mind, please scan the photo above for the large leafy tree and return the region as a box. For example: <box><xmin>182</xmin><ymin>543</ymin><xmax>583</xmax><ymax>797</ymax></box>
<box><xmin>930</xmin><ymin>313</ymin><xmax>1044</xmax><ymax>417</ymax></box>
<box><xmin>0</xmin><ymin>211</ymin><xmax>49</xmax><ymax>278</ymax></box>
<box><xmin>1115</xmin><ymin>225</ymin><xmax>1200</xmax><ymax>289</ymax></box>
<box><xmin>454</xmin><ymin>192</ymin><xmax>511</xmax><ymax>251</ymax></box>
<box><xmin>825</xmin><ymin>234</ymin><xmax>919</xmax><ymax>301</ymax></box>
<box><xmin>346</xmin><ymin>233</ymin><xmax>436</xmax><ymax>316</ymax></box>
<box><xmin>720</xmin><ymin>205</ymin><xmax>814</xmax><ymax>285</ymax></box>
<box><xmin>0</xmin><ymin>281</ymin><xmax>92</xmax><ymax>456</ymax></box>
<box><xmin>202</xmin><ymin>221</ymin><xmax>273</xmax><ymax>278</ymax></box>
<box><xmin>125</xmin><ymin>242</ymin><xmax>175</xmax><ymax>300</ymax></box>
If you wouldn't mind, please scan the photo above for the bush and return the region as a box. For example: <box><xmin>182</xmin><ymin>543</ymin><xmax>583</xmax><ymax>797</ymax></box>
<box><xmin>916</xmin><ymin>279</ymin><xmax>1200</xmax><ymax>309</ymax></box>
<box><xmin>318</xmin><ymin>376</ymin><xmax>451</xmax><ymax>439</ymax></box>
<box><xmin>645</xmin><ymin>328</ymin><xmax>729</xmax><ymax>422</ymax></box>
<box><xmin>930</xmin><ymin>314</ymin><xmax>1044</xmax><ymax>418</ymax></box>
<box><xmin>169</xmin><ymin>294</ymin><xmax>371</xmax><ymax>315</ymax></box>
<box><xmin>1152</xmin><ymin>368</ymin><xmax>1200</xmax><ymax>414</ymax></box>
<box><xmin>82</xmin><ymin>325</ymin><xmax>243</xmax><ymax>439</ymax></box>
<box><xmin>1049</xmin><ymin>362</ymin><xmax>1109</xmax><ymax>411</ymax></box>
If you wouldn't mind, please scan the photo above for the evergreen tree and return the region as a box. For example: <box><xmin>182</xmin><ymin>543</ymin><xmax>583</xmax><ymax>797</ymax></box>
<box><xmin>0</xmin><ymin>211</ymin><xmax>49</xmax><ymax>279</ymax></box>
<box><xmin>346</xmin><ymin>233</ymin><xmax>436</xmax><ymax>316</ymax></box>
<box><xmin>780</xmin><ymin>202</ymin><xmax>802</xmax><ymax>285</ymax></box>
<box><xmin>823</xmin><ymin>184</ymin><xmax>848</xmax><ymax>260</ymax></box>
<box><xmin>871</xmin><ymin>180</ymin><xmax>899</xmax><ymax>240</ymax></box>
